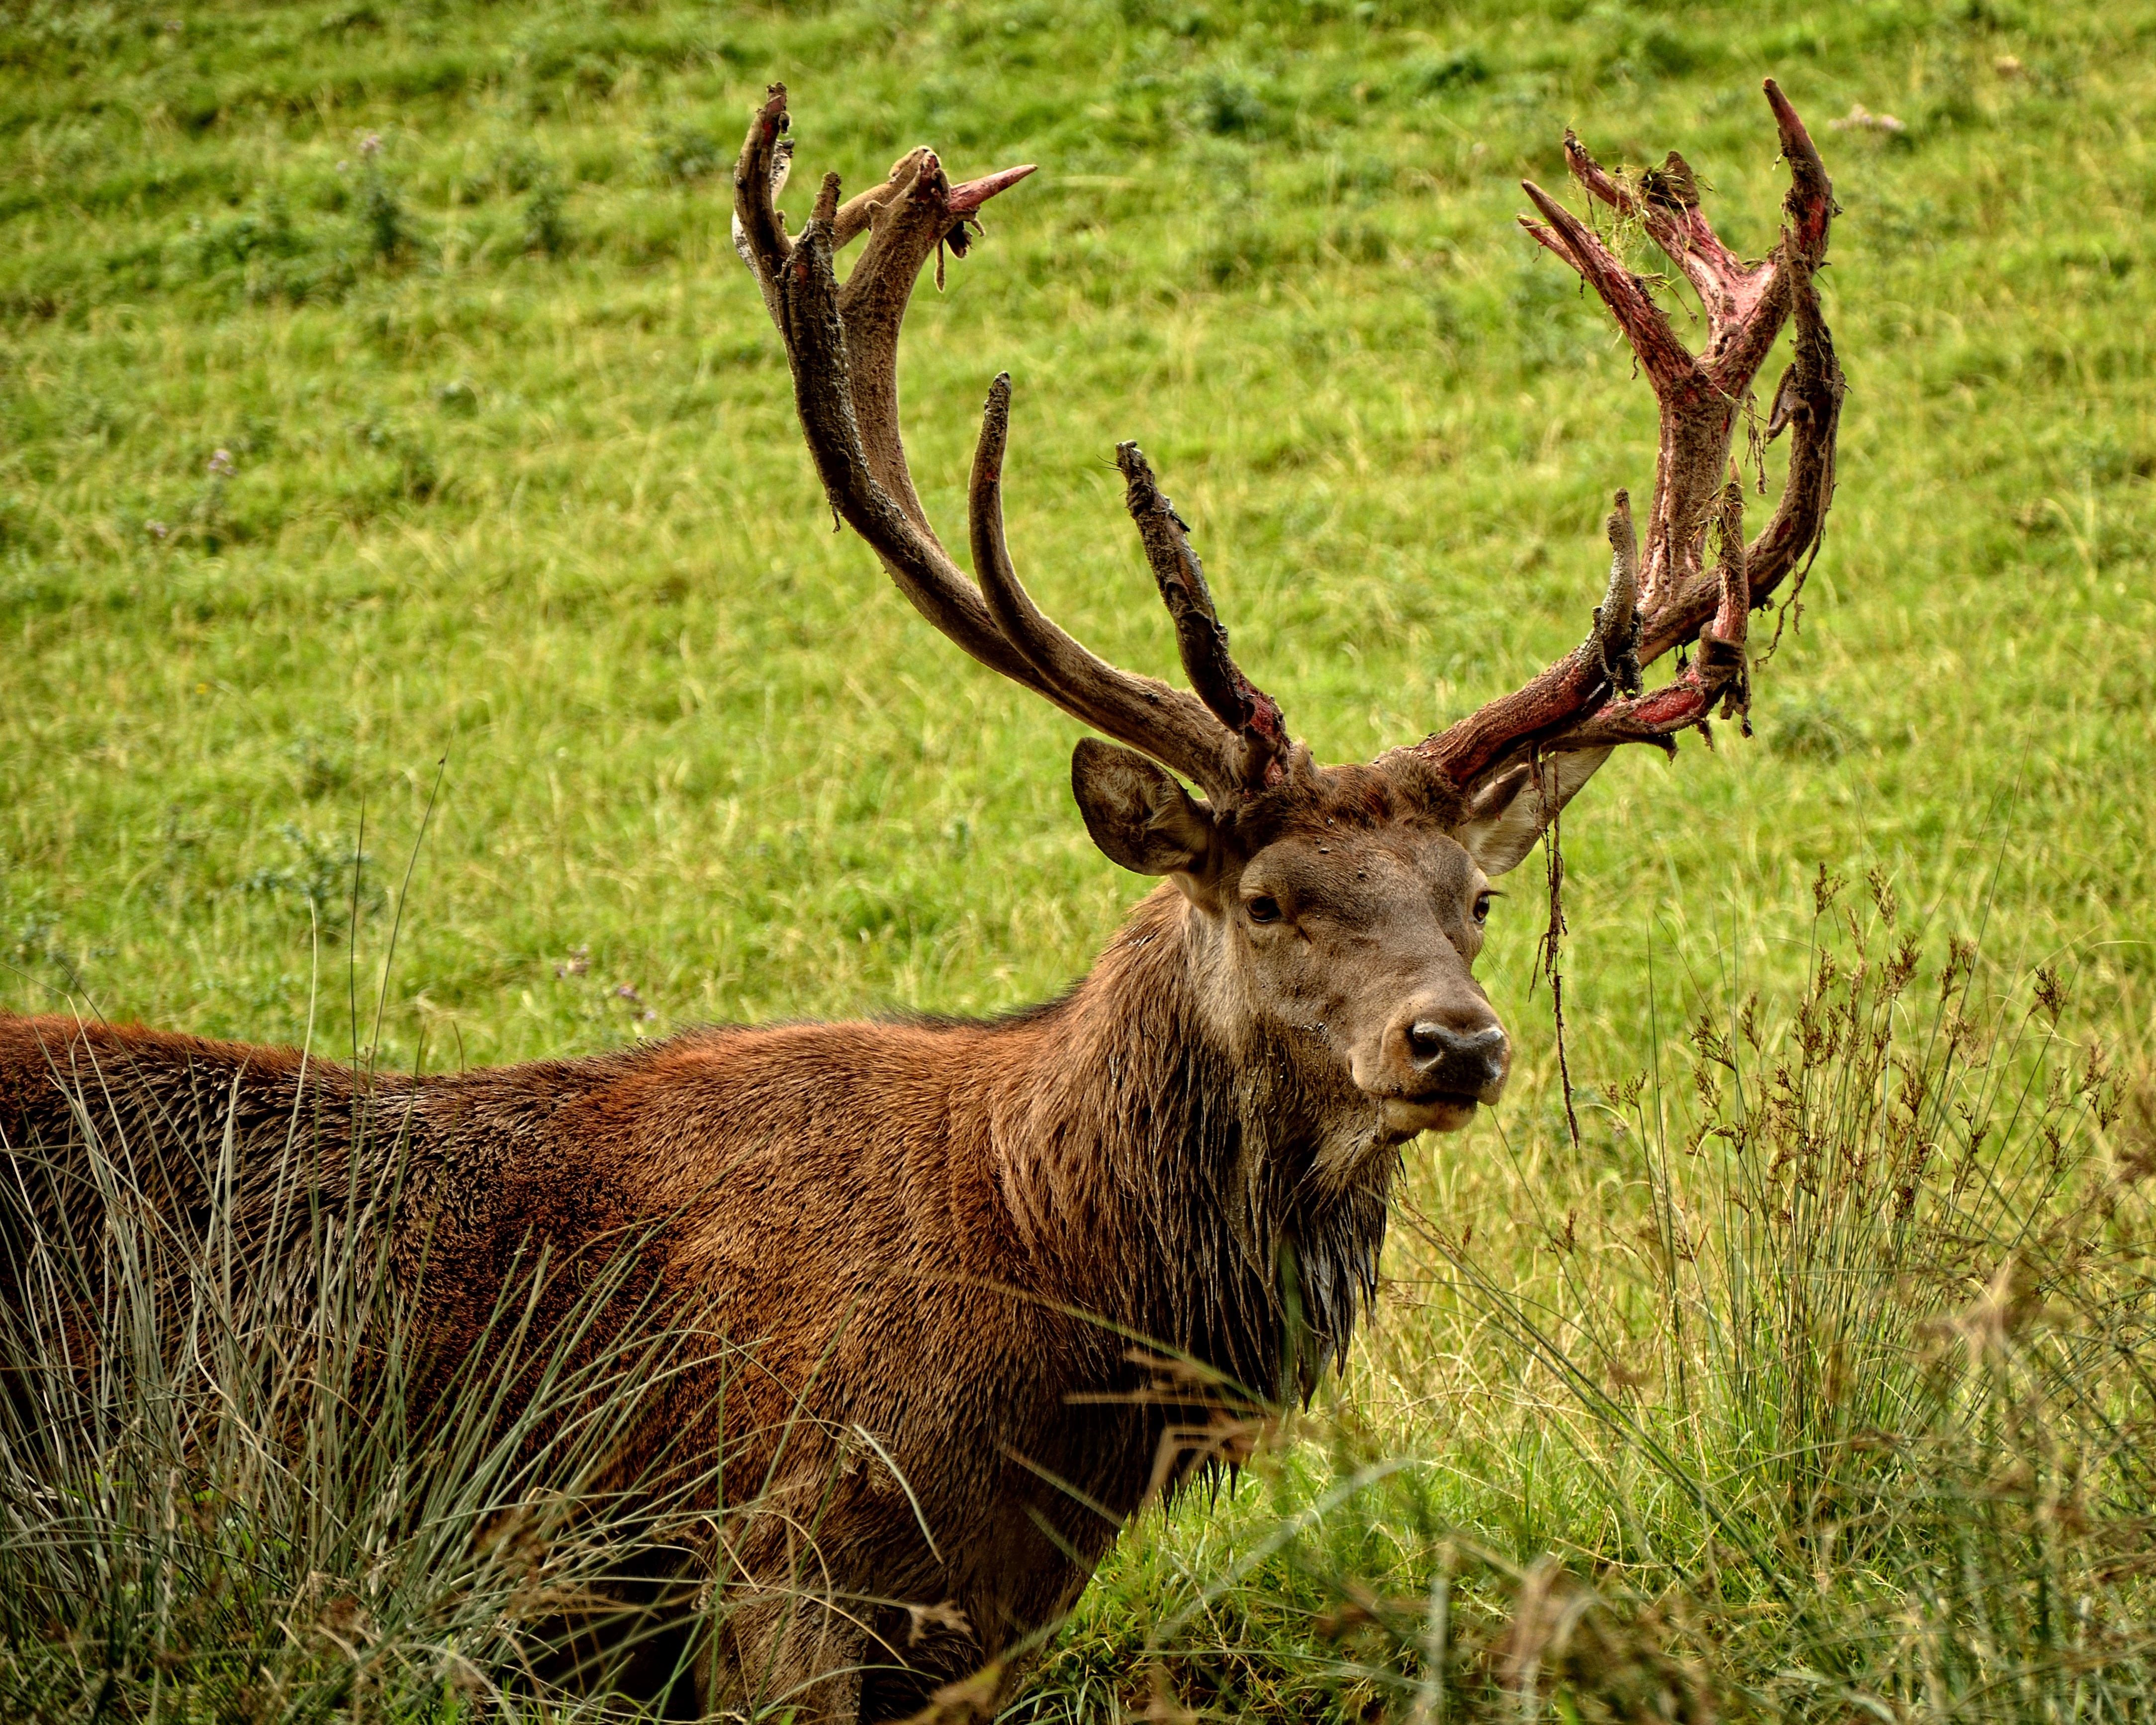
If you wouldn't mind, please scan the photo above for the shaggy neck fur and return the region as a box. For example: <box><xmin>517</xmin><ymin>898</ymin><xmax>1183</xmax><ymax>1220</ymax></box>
<box><xmin>987</xmin><ymin>885</ymin><xmax>1395</xmax><ymax>1402</ymax></box>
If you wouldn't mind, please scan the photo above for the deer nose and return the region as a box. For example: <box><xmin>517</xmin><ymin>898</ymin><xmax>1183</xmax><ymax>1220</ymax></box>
<box><xmin>1404</xmin><ymin>1021</ymin><xmax>1509</xmax><ymax>1101</ymax></box>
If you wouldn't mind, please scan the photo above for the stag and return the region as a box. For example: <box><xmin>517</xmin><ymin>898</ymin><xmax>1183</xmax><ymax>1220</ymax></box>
<box><xmin>0</xmin><ymin>83</ymin><xmax>1840</xmax><ymax>1722</ymax></box>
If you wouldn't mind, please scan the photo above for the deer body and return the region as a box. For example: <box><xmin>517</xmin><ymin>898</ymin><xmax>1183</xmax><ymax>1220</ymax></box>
<box><xmin>1</xmin><ymin>82</ymin><xmax>1841</xmax><ymax>1724</ymax></box>
<box><xmin>3</xmin><ymin>856</ymin><xmax>1457</xmax><ymax>1718</ymax></box>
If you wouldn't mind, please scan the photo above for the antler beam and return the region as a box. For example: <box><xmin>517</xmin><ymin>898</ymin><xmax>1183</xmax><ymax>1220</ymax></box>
<box><xmin>734</xmin><ymin>85</ymin><xmax>1291</xmax><ymax>805</ymax></box>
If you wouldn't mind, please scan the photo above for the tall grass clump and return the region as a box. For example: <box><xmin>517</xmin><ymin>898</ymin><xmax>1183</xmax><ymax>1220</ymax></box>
<box><xmin>1031</xmin><ymin>882</ymin><xmax>2154</xmax><ymax>1722</ymax></box>
<box><xmin>0</xmin><ymin>1040</ymin><xmax>743</xmax><ymax>1723</ymax></box>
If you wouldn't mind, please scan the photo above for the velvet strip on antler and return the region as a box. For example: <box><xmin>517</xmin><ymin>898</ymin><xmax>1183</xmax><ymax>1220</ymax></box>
<box><xmin>1418</xmin><ymin>80</ymin><xmax>1844</xmax><ymax>793</ymax></box>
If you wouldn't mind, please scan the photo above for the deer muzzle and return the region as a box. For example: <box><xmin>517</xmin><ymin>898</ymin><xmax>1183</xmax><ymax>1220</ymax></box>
<box><xmin>1405</xmin><ymin>1020</ymin><xmax>1510</xmax><ymax>1103</ymax></box>
<box><xmin>1355</xmin><ymin>1009</ymin><xmax>1510</xmax><ymax>1140</ymax></box>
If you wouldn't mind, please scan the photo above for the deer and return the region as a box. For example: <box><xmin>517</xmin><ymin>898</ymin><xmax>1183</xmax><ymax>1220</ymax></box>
<box><xmin>0</xmin><ymin>81</ymin><xmax>1840</xmax><ymax>1724</ymax></box>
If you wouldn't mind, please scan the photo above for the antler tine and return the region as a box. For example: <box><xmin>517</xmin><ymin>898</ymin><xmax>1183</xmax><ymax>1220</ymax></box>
<box><xmin>1735</xmin><ymin>269</ymin><xmax>1842</xmax><ymax>616</ymax></box>
<box><xmin>1556</xmin><ymin>477</ymin><xmax>1751</xmax><ymax>755</ymax></box>
<box><xmin>831</xmin><ymin>146</ymin><xmax>975</xmax><ymax>539</ymax></box>
<box><xmin>1420</xmin><ymin>492</ymin><xmax>1645</xmax><ymax>779</ymax></box>
<box><xmin>1421</xmin><ymin>83</ymin><xmax>1840</xmax><ymax>790</ymax></box>
<box><xmin>1561</xmin><ymin>135</ymin><xmax>1759</xmax><ymax>349</ymax></box>
<box><xmin>732</xmin><ymin>85</ymin><xmax>795</xmax><ymax>326</ymax></box>
<box><xmin>1117</xmin><ymin>447</ymin><xmax>1291</xmax><ymax>794</ymax></box>
<box><xmin>969</xmin><ymin>376</ymin><xmax>1258</xmax><ymax>800</ymax></box>
<box><xmin>1517</xmin><ymin>180</ymin><xmax>1698</xmax><ymax>397</ymax></box>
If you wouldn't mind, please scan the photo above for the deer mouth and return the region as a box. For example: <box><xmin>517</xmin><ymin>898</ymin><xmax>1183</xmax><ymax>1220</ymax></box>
<box><xmin>1378</xmin><ymin>1091</ymin><xmax>1483</xmax><ymax>1140</ymax></box>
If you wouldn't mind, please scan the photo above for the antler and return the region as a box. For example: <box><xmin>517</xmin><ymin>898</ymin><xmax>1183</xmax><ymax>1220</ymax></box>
<box><xmin>733</xmin><ymin>85</ymin><xmax>1291</xmax><ymax>805</ymax></box>
<box><xmin>1417</xmin><ymin>81</ymin><xmax>1844</xmax><ymax>794</ymax></box>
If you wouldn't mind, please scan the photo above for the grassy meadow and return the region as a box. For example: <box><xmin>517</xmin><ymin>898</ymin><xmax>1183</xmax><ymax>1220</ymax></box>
<box><xmin>2</xmin><ymin>0</ymin><xmax>2153</xmax><ymax>1718</ymax></box>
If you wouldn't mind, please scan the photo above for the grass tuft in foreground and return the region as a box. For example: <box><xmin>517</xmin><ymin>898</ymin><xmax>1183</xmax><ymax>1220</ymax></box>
<box><xmin>0</xmin><ymin>1057</ymin><xmax>746</xmax><ymax>1723</ymax></box>
<box><xmin>1033</xmin><ymin>889</ymin><xmax>2154</xmax><ymax>1722</ymax></box>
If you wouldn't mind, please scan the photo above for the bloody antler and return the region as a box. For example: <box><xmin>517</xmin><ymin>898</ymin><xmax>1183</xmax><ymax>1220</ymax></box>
<box><xmin>734</xmin><ymin>85</ymin><xmax>1291</xmax><ymax>804</ymax></box>
<box><xmin>739</xmin><ymin>82</ymin><xmax>1838</xmax><ymax>819</ymax></box>
<box><xmin>1419</xmin><ymin>80</ymin><xmax>1843</xmax><ymax>793</ymax></box>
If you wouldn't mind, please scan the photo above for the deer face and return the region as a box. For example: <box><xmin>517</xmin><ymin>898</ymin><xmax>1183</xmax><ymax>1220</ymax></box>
<box><xmin>1224</xmin><ymin>812</ymin><xmax>1502</xmax><ymax>1144</ymax></box>
<box><xmin>1072</xmin><ymin>742</ymin><xmax>1576</xmax><ymax>1151</ymax></box>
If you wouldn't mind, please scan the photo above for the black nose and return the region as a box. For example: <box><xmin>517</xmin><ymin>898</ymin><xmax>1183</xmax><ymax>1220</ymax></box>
<box><xmin>1406</xmin><ymin>1021</ymin><xmax>1508</xmax><ymax>1096</ymax></box>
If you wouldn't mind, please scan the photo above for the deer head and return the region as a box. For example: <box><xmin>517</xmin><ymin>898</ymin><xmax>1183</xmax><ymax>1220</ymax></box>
<box><xmin>733</xmin><ymin>85</ymin><xmax>1841</xmax><ymax>1159</ymax></box>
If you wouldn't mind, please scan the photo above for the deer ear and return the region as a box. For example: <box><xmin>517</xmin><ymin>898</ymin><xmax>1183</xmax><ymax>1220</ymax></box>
<box><xmin>1071</xmin><ymin>739</ymin><xmax>1218</xmax><ymax>878</ymax></box>
<box><xmin>1454</xmin><ymin>747</ymin><xmax>1614</xmax><ymax>877</ymax></box>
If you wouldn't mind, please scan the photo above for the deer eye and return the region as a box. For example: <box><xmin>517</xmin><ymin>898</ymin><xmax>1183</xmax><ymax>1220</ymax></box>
<box><xmin>1245</xmin><ymin>895</ymin><xmax>1283</xmax><ymax>925</ymax></box>
<box><xmin>1473</xmin><ymin>892</ymin><xmax>1496</xmax><ymax>926</ymax></box>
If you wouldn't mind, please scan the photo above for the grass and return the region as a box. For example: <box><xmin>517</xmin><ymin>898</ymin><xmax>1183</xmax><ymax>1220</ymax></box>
<box><xmin>1</xmin><ymin>0</ymin><xmax>2153</xmax><ymax>1718</ymax></box>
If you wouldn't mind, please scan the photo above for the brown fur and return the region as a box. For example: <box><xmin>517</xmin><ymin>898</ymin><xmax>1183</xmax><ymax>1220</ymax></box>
<box><xmin>0</xmin><ymin>756</ymin><xmax>1525</xmax><ymax>1722</ymax></box>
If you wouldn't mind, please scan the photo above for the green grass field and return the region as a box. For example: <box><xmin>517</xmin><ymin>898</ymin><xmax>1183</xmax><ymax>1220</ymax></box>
<box><xmin>3</xmin><ymin>0</ymin><xmax>2153</xmax><ymax>1719</ymax></box>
